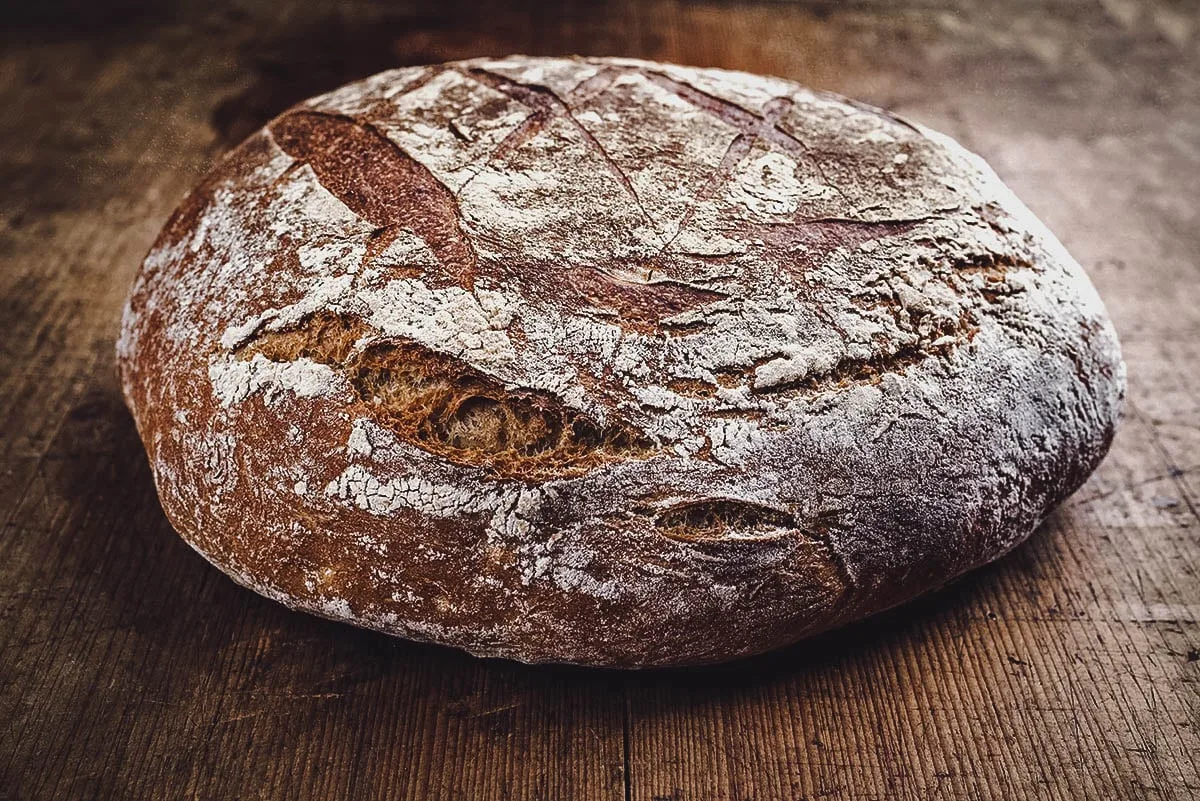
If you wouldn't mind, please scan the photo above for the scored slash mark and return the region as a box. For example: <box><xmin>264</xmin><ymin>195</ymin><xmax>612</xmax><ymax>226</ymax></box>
<box><xmin>661</xmin><ymin>90</ymin><xmax>799</xmax><ymax>252</ymax></box>
<box><xmin>568</xmin><ymin>65</ymin><xmax>623</xmax><ymax>101</ymax></box>
<box><xmin>643</xmin><ymin>71</ymin><xmax>923</xmax><ymax>247</ymax></box>
<box><xmin>567</xmin><ymin>268</ymin><xmax>728</xmax><ymax>334</ymax></box>
<box><xmin>644</xmin><ymin>70</ymin><xmax>809</xmax><ymax>157</ymax></box>
<box><xmin>391</xmin><ymin>64</ymin><xmax>447</xmax><ymax>99</ymax></box>
<box><xmin>457</xmin><ymin>65</ymin><xmax>620</xmax><ymax>173</ymax></box>
<box><xmin>458</xmin><ymin>67</ymin><xmax>660</xmax><ymax>241</ymax></box>
<box><xmin>362</xmin><ymin>64</ymin><xmax>447</xmax><ymax>119</ymax></box>
<box><xmin>269</xmin><ymin>110</ymin><xmax>479</xmax><ymax>289</ymax></box>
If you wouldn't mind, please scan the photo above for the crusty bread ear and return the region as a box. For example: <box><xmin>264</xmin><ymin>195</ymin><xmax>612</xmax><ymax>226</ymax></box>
<box><xmin>118</xmin><ymin>57</ymin><xmax>1123</xmax><ymax>667</ymax></box>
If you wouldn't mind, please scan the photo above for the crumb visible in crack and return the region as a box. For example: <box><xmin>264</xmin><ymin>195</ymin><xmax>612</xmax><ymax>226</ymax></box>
<box><xmin>713</xmin><ymin>368</ymin><xmax>745</xmax><ymax>389</ymax></box>
<box><xmin>666</xmin><ymin>378</ymin><xmax>718</xmax><ymax>398</ymax></box>
<box><xmin>651</xmin><ymin>499</ymin><xmax>850</xmax><ymax>591</ymax></box>
<box><xmin>659</xmin><ymin>318</ymin><xmax>714</xmax><ymax>337</ymax></box>
<box><xmin>238</xmin><ymin>311</ymin><xmax>655</xmax><ymax>480</ymax></box>
<box><xmin>948</xmin><ymin>251</ymin><xmax>1030</xmax><ymax>278</ymax></box>
<box><xmin>245</xmin><ymin>310</ymin><xmax>370</xmax><ymax>365</ymax></box>
<box><xmin>655</xmin><ymin>499</ymin><xmax>797</xmax><ymax>541</ymax></box>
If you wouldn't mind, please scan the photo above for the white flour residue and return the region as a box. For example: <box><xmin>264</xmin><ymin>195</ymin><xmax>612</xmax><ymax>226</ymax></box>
<box><xmin>220</xmin><ymin>273</ymin><xmax>356</xmax><ymax>350</ymax></box>
<box><xmin>119</xmin><ymin>57</ymin><xmax>1127</xmax><ymax>664</ymax></box>
<box><xmin>358</xmin><ymin>279</ymin><xmax>519</xmax><ymax>366</ymax></box>
<box><xmin>728</xmin><ymin>149</ymin><xmax>808</xmax><ymax>217</ymax></box>
<box><xmin>269</xmin><ymin>163</ymin><xmax>366</xmax><ymax>240</ymax></box>
<box><xmin>209</xmin><ymin>354</ymin><xmax>344</xmax><ymax>407</ymax></box>
<box><xmin>298</xmin><ymin>239</ymin><xmax>368</xmax><ymax>274</ymax></box>
<box><xmin>323</xmin><ymin>460</ymin><xmax>627</xmax><ymax>602</ymax></box>
<box><xmin>753</xmin><ymin>344</ymin><xmax>845</xmax><ymax>390</ymax></box>
<box><xmin>347</xmin><ymin>418</ymin><xmax>374</xmax><ymax>456</ymax></box>
<box><xmin>706</xmin><ymin>418</ymin><xmax>764</xmax><ymax>466</ymax></box>
<box><xmin>325</xmin><ymin>463</ymin><xmax>501</xmax><ymax>517</ymax></box>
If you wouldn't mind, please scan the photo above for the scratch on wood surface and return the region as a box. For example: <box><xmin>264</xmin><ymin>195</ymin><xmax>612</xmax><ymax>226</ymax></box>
<box><xmin>1126</xmin><ymin>401</ymin><xmax>1200</xmax><ymax>525</ymax></box>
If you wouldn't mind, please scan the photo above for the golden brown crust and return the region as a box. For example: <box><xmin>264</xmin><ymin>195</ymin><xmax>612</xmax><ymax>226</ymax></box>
<box><xmin>117</xmin><ymin>57</ymin><xmax>1124</xmax><ymax>667</ymax></box>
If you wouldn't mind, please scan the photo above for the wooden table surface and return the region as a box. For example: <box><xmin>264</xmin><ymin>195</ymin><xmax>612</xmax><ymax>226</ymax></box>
<box><xmin>2</xmin><ymin>1</ymin><xmax>1198</xmax><ymax>798</ymax></box>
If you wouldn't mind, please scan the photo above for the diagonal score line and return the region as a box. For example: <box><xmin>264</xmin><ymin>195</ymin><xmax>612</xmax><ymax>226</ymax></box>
<box><xmin>460</xmin><ymin>65</ymin><xmax>622</xmax><ymax>179</ymax></box>
<box><xmin>453</xmin><ymin>105</ymin><xmax>545</xmax><ymax>196</ymax></box>
<box><xmin>569</xmin><ymin>64</ymin><xmax>623</xmax><ymax>101</ymax></box>
<box><xmin>390</xmin><ymin>64</ymin><xmax>448</xmax><ymax>100</ymax></box>
<box><xmin>485</xmin><ymin>111</ymin><xmax>549</xmax><ymax>164</ymax></box>
<box><xmin>643</xmin><ymin>70</ymin><xmax>809</xmax><ymax>157</ymax></box>
<box><xmin>465</xmin><ymin>67</ymin><xmax>646</xmax><ymax>202</ymax></box>
<box><xmin>362</xmin><ymin>65</ymin><xmax>447</xmax><ymax>119</ymax></box>
<box><xmin>459</xmin><ymin>66</ymin><xmax>660</xmax><ymax>239</ymax></box>
<box><xmin>662</xmin><ymin>132</ymin><xmax>754</xmax><ymax>253</ymax></box>
<box><xmin>658</xmin><ymin>87</ymin><xmax>799</xmax><ymax>252</ymax></box>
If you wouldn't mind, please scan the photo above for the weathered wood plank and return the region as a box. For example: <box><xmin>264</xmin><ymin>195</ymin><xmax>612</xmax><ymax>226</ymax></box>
<box><xmin>1</xmin><ymin>2</ymin><xmax>1196</xmax><ymax>800</ymax></box>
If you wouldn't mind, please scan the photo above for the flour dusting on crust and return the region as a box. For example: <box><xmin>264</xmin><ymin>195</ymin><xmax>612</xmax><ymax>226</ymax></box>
<box><xmin>117</xmin><ymin>57</ymin><xmax>1124</xmax><ymax>667</ymax></box>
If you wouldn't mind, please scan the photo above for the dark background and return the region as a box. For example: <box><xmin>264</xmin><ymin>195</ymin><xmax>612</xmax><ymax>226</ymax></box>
<box><xmin>1</xmin><ymin>1</ymin><xmax>1198</xmax><ymax>799</ymax></box>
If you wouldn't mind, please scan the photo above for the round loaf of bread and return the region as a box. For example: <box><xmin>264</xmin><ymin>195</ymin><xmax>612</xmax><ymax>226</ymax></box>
<box><xmin>118</xmin><ymin>56</ymin><xmax>1124</xmax><ymax>667</ymax></box>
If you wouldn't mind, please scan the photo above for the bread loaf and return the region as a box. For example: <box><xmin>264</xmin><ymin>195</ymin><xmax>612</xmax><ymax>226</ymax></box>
<box><xmin>117</xmin><ymin>56</ymin><xmax>1124</xmax><ymax>667</ymax></box>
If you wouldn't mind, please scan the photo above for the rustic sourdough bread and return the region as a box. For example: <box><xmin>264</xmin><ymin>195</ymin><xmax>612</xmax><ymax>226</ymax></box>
<box><xmin>118</xmin><ymin>56</ymin><xmax>1124</xmax><ymax>667</ymax></box>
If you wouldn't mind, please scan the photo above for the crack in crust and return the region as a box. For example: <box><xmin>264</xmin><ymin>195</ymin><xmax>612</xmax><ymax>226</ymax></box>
<box><xmin>237</xmin><ymin>311</ymin><xmax>656</xmax><ymax>481</ymax></box>
<box><xmin>791</xmin><ymin>217</ymin><xmax>926</xmax><ymax>248</ymax></box>
<box><xmin>752</xmin><ymin>339</ymin><xmax>966</xmax><ymax>396</ymax></box>
<box><xmin>943</xmin><ymin>251</ymin><xmax>1030</xmax><ymax>300</ymax></box>
<box><xmin>268</xmin><ymin>110</ymin><xmax>479</xmax><ymax>288</ymax></box>
<box><xmin>633</xmin><ymin>70</ymin><xmax>929</xmax><ymax>255</ymax></box>
<box><xmin>653</xmin><ymin>499</ymin><xmax>851</xmax><ymax>605</ymax></box>
<box><xmin>655</xmin><ymin>498</ymin><xmax>797</xmax><ymax>541</ymax></box>
<box><xmin>751</xmin><ymin>251</ymin><xmax>1037</xmax><ymax>396</ymax></box>
<box><xmin>460</xmin><ymin>67</ymin><xmax>657</xmax><ymax>236</ymax></box>
<box><xmin>642</xmin><ymin>70</ymin><xmax>810</xmax><ymax>157</ymax></box>
<box><xmin>568</xmin><ymin>268</ymin><xmax>728</xmax><ymax>334</ymax></box>
<box><xmin>663</xmin><ymin>95</ymin><xmax>798</xmax><ymax>251</ymax></box>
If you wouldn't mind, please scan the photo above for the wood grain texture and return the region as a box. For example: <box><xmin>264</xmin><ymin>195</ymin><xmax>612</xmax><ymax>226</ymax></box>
<box><xmin>0</xmin><ymin>0</ymin><xmax>1196</xmax><ymax>798</ymax></box>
